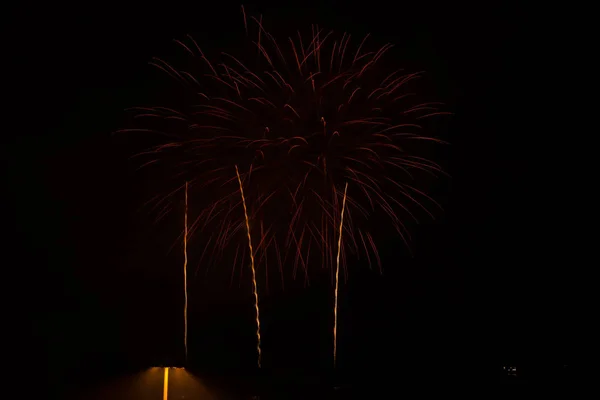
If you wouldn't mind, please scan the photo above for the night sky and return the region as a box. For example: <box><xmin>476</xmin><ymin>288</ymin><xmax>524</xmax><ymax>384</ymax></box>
<box><xmin>6</xmin><ymin>1</ymin><xmax>578</xmax><ymax>398</ymax></box>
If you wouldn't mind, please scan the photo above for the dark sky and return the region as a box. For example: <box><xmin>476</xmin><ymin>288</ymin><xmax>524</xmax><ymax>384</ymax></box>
<box><xmin>5</xmin><ymin>1</ymin><xmax>577</xmax><ymax>397</ymax></box>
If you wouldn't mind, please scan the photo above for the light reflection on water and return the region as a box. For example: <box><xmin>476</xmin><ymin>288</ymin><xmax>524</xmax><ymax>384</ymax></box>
<box><xmin>78</xmin><ymin>367</ymin><xmax>357</xmax><ymax>400</ymax></box>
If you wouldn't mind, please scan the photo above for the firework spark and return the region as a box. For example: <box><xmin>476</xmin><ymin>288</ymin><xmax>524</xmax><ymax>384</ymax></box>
<box><xmin>183</xmin><ymin>181</ymin><xmax>189</xmax><ymax>361</ymax></box>
<box><xmin>333</xmin><ymin>182</ymin><xmax>348</xmax><ymax>368</ymax></box>
<box><xmin>235</xmin><ymin>165</ymin><xmax>262</xmax><ymax>368</ymax></box>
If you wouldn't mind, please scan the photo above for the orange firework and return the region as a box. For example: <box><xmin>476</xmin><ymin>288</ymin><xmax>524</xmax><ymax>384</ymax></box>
<box><xmin>235</xmin><ymin>165</ymin><xmax>262</xmax><ymax>368</ymax></box>
<box><xmin>333</xmin><ymin>182</ymin><xmax>348</xmax><ymax>368</ymax></box>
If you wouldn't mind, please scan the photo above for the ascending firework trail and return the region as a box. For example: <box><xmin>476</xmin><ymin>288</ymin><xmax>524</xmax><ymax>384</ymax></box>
<box><xmin>183</xmin><ymin>182</ymin><xmax>189</xmax><ymax>361</ymax></box>
<box><xmin>236</xmin><ymin>165</ymin><xmax>262</xmax><ymax>368</ymax></box>
<box><xmin>333</xmin><ymin>182</ymin><xmax>348</xmax><ymax>368</ymax></box>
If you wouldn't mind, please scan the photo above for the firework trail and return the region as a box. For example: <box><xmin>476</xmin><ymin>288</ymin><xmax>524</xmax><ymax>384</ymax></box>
<box><xmin>333</xmin><ymin>182</ymin><xmax>348</xmax><ymax>368</ymax></box>
<box><xmin>183</xmin><ymin>181</ymin><xmax>189</xmax><ymax>361</ymax></box>
<box><xmin>235</xmin><ymin>165</ymin><xmax>262</xmax><ymax>368</ymax></box>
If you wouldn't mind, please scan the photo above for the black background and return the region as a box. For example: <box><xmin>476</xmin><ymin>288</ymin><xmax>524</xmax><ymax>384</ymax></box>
<box><xmin>5</xmin><ymin>1</ymin><xmax>579</xmax><ymax>398</ymax></box>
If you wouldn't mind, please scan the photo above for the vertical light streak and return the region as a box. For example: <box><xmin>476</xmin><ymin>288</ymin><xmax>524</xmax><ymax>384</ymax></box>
<box><xmin>163</xmin><ymin>367</ymin><xmax>169</xmax><ymax>400</ymax></box>
<box><xmin>184</xmin><ymin>181</ymin><xmax>189</xmax><ymax>361</ymax></box>
<box><xmin>333</xmin><ymin>182</ymin><xmax>348</xmax><ymax>368</ymax></box>
<box><xmin>235</xmin><ymin>165</ymin><xmax>262</xmax><ymax>368</ymax></box>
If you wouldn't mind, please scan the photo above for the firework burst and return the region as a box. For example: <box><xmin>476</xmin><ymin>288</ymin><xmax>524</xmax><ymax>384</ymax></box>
<box><xmin>120</xmin><ymin>9</ymin><xmax>449</xmax><ymax>301</ymax></box>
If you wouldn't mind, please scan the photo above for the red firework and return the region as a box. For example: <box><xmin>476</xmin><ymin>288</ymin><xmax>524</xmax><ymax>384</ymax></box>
<box><xmin>119</xmin><ymin>8</ymin><xmax>450</xmax><ymax>290</ymax></box>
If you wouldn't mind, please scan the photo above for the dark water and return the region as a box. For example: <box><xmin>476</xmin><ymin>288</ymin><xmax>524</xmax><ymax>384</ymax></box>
<box><xmin>71</xmin><ymin>365</ymin><xmax>575</xmax><ymax>399</ymax></box>
<box><xmin>76</xmin><ymin>368</ymin><xmax>353</xmax><ymax>400</ymax></box>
